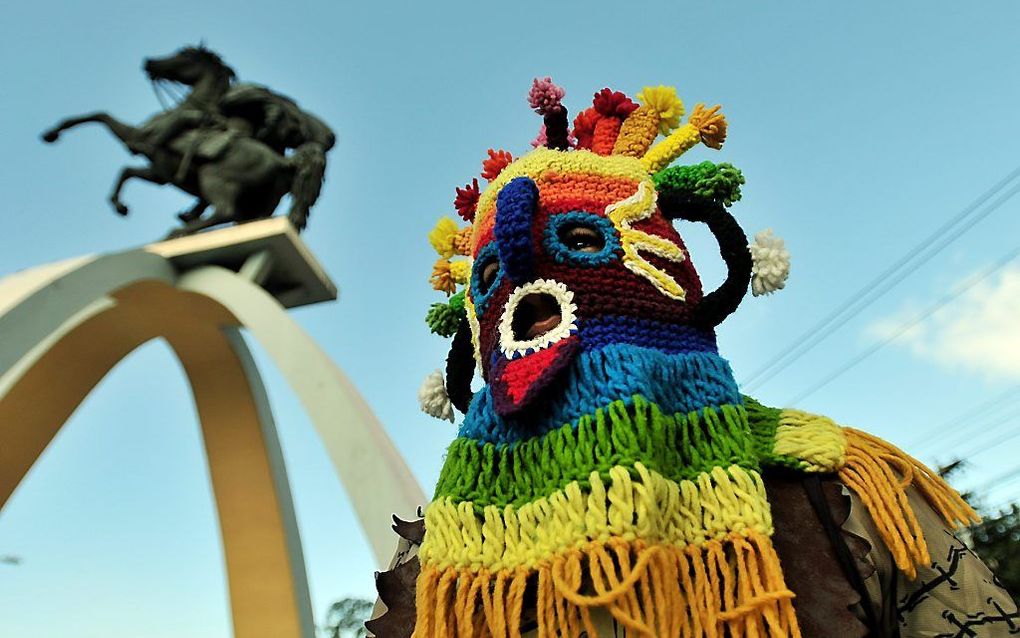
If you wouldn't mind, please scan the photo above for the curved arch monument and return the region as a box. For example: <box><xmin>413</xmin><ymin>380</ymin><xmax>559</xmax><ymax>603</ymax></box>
<box><xmin>0</xmin><ymin>217</ymin><xmax>425</xmax><ymax>638</ymax></box>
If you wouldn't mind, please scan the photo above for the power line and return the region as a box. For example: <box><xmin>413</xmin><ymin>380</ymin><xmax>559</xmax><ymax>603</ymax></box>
<box><xmin>972</xmin><ymin>463</ymin><xmax>1020</xmax><ymax>494</ymax></box>
<box><xmin>908</xmin><ymin>386</ymin><xmax>1020</xmax><ymax>451</ymax></box>
<box><xmin>741</xmin><ymin>165</ymin><xmax>1020</xmax><ymax>392</ymax></box>
<box><xmin>981</xmin><ymin>490</ymin><xmax>1020</xmax><ymax>513</ymax></box>
<box><xmin>951</xmin><ymin>418</ymin><xmax>1020</xmax><ymax>463</ymax></box>
<box><xmin>744</xmin><ymin>173</ymin><xmax>1020</xmax><ymax>390</ymax></box>
<box><xmin>783</xmin><ymin>248</ymin><xmax>1020</xmax><ymax>405</ymax></box>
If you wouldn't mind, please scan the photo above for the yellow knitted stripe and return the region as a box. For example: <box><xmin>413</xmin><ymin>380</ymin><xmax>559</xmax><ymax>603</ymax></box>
<box><xmin>471</xmin><ymin>147</ymin><xmax>650</xmax><ymax>249</ymax></box>
<box><xmin>774</xmin><ymin>408</ymin><xmax>847</xmax><ymax>472</ymax></box>
<box><xmin>838</xmin><ymin>428</ymin><xmax>981</xmax><ymax>579</ymax></box>
<box><xmin>418</xmin><ymin>463</ymin><xmax>773</xmax><ymax>572</ymax></box>
<box><xmin>415</xmin><ymin>532</ymin><xmax>801</xmax><ymax>638</ymax></box>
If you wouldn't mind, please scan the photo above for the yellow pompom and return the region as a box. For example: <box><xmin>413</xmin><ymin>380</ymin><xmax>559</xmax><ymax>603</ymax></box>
<box><xmin>428</xmin><ymin>217</ymin><xmax>460</xmax><ymax>258</ymax></box>
<box><xmin>453</xmin><ymin>228</ymin><xmax>473</xmax><ymax>256</ymax></box>
<box><xmin>637</xmin><ymin>85</ymin><xmax>685</xmax><ymax>135</ymax></box>
<box><xmin>449</xmin><ymin>260</ymin><xmax>471</xmax><ymax>285</ymax></box>
<box><xmin>689</xmin><ymin>103</ymin><xmax>728</xmax><ymax>150</ymax></box>
<box><xmin>430</xmin><ymin>258</ymin><xmax>456</xmax><ymax>294</ymax></box>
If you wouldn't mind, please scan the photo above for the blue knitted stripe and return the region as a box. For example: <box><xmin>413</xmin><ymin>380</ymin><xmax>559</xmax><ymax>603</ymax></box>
<box><xmin>460</xmin><ymin>345</ymin><xmax>742</xmax><ymax>445</ymax></box>
<box><xmin>577</xmin><ymin>315</ymin><xmax>718</xmax><ymax>354</ymax></box>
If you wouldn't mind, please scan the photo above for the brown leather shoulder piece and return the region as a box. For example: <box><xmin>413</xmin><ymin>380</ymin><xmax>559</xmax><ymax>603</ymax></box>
<box><xmin>765</xmin><ymin>470</ymin><xmax>874</xmax><ymax>638</ymax></box>
<box><xmin>365</xmin><ymin>517</ymin><xmax>424</xmax><ymax>638</ymax></box>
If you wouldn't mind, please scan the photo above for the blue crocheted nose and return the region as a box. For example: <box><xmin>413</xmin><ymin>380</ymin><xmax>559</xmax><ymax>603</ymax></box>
<box><xmin>494</xmin><ymin>176</ymin><xmax>539</xmax><ymax>284</ymax></box>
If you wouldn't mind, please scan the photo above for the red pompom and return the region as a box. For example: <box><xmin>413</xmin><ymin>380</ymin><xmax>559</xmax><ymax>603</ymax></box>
<box><xmin>572</xmin><ymin>107</ymin><xmax>601</xmax><ymax>150</ymax></box>
<box><xmin>454</xmin><ymin>178</ymin><xmax>480</xmax><ymax>222</ymax></box>
<box><xmin>592</xmin><ymin>88</ymin><xmax>638</xmax><ymax>118</ymax></box>
<box><xmin>481</xmin><ymin>149</ymin><xmax>514</xmax><ymax>181</ymax></box>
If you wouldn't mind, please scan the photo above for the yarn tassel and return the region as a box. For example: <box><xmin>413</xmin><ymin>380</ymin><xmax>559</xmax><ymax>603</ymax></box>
<box><xmin>590</xmin><ymin>88</ymin><xmax>639</xmax><ymax>156</ymax></box>
<box><xmin>641</xmin><ymin>103</ymin><xmax>728</xmax><ymax>174</ymax></box>
<box><xmin>591</xmin><ymin>116</ymin><xmax>623</xmax><ymax>155</ymax></box>
<box><xmin>613</xmin><ymin>105</ymin><xmax>661</xmax><ymax>158</ymax></box>
<box><xmin>414</xmin><ymin>533</ymin><xmax>800</xmax><ymax>638</ymax></box>
<box><xmin>838</xmin><ymin>428</ymin><xmax>980</xmax><ymax>579</ymax></box>
<box><xmin>544</xmin><ymin>109</ymin><xmax>571</xmax><ymax>150</ymax></box>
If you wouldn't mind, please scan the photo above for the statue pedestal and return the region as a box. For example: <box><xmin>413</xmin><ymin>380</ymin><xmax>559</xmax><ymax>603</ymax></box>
<box><xmin>0</xmin><ymin>218</ymin><xmax>425</xmax><ymax>638</ymax></box>
<box><xmin>146</xmin><ymin>216</ymin><xmax>336</xmax><ymax>308</ymax></box>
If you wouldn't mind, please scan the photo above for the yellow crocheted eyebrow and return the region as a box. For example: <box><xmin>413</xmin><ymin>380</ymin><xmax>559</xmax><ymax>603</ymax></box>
<box><xmin>419</xmin><ymin>463</ymin><xmax>772</xmax><ymax>572</ymax></box>
<box><xmin>606</xmin><ymin>181</ymin><xmax>687</xmax><ymax>301</ymax></box>
<box><xmin>464</xmin><ymin>295</ymin><xmax>481</xmax><ymax>366</ymax></box>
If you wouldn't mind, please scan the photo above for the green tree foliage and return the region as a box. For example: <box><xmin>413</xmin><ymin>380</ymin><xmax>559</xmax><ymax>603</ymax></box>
<box><xmin>322</xmin><ymin>597</ymin><xmax>373</xmax><ymax>638</ymax></box>
<box><xmin>968</xmin><ymin>504</ymin><xmax>1020</xmax><ymax>601</ymax></box>
<box><xmin>939</xmin><ymin>459</ymin><xmax>1019</xmax><ymax>600</ymax></box>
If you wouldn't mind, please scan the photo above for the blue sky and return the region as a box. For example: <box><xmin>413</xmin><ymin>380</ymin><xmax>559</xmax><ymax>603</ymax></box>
<box><xmin>2</xmin><ymin>1</ymin><xmax>1020</xmax><ymax>636</ymax></box>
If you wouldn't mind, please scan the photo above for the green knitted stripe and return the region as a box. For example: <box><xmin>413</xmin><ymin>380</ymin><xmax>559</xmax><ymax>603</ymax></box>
<box><xmin>433</xmin><ymin>395</ymin><xmax>760</xmax><ymax>511</ymax></box>
<box><xmin>742</xmin><ymin>395</ymin><xmax>807</xmax><ymax>471</ymax></box>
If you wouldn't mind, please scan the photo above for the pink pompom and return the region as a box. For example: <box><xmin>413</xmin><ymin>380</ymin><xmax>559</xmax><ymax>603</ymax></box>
<box><xmin>528</xmin><ymin>77</ymin><xmax>566</xmax><ymax>115</ymax></box>
<box><xmin>530</xmin><ymin>125</ymin><xmax>548</xmax><ymax>148</ymax></box>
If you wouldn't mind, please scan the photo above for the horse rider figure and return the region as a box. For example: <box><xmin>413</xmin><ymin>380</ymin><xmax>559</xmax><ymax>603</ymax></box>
<box><xmin>41</xmin><ymin>45</ymin><xmax>336</xmax><ymax>237</ymax></box>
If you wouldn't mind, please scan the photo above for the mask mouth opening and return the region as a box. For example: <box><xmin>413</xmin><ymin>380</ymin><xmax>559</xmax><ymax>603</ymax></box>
<box><xmin>497</xmin><ymin>279</ymin><xmax>578</xmax><ymax>360</ymax></box>
<box><xmin>511</xmin><ymin>293</ymin><xmax>562</xmax><ymax>341</ymax></box>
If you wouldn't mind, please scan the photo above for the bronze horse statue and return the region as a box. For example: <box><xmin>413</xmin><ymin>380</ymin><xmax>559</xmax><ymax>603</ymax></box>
<box><xmin>41</xmin><ymin>46</ymin><xmax>335</xmax><ymax>236</ymax></box>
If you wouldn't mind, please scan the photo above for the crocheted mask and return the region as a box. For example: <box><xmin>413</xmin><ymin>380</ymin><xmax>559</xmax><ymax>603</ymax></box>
<box><xmin>468</xmin><ymin>150</ymin><xmax>708</xmax><ymax>420</ymax></box>
<box><xmin>421</xmin><ymin>81</ymin><xmax>788</xmax><ymax>438</ymax></box>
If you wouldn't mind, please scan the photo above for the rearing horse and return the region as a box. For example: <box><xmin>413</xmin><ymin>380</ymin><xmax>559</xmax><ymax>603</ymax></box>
<box><xmin>41</xmin><ymin>46</ymin><xmax>335</xmax><ymax>236</ymax></box>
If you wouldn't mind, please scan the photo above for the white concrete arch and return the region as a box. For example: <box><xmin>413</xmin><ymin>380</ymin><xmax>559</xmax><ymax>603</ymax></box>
<box><xmin>0</xmin><ymin>219</ymin><xmax>425</xmax><ymax>638</ymax></box>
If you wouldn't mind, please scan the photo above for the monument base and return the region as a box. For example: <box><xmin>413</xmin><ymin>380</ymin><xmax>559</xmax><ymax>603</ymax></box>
<box><xmin>147</xmin><ymin>217</ymin><xmax>337</xmax><ymax>308</ymax></box>
<box><xmin>0</xmin><ymin>218</ymin><xmax>424</xmax><ymax>638</ymax></box>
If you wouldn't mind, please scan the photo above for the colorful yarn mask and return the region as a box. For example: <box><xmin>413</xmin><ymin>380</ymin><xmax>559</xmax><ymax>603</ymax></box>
<box><xmin>411</xmin><ymin>79</ymin><xmax>974</xmax><ymax>637</ymax></box>
<box><xmin>421</xmin><ymin>80</ymin><xmax>779</xmax><ymax>429</ymax></box>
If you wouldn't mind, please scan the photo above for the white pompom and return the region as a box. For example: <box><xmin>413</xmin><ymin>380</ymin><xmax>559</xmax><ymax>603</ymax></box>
<box><xmin>418</xmin><ymin>369</ymin><xmax>454</xmax><ymax>422</ymax></box>
<box><xmin>749</xmin><ymin>229</ymin><xmax>790</xmax><ymax>296</ymax></box>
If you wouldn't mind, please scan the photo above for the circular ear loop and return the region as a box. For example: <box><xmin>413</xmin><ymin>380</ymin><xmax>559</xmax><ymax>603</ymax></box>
<box><xmin>445</xmin><ymin>318</ymin><xmax>476</xmax><ymax>414</ymax></box>
<box><xmin>657</xmin><ymin>194</ymin><xmax>752</xmax><ymax>329</ymax></box>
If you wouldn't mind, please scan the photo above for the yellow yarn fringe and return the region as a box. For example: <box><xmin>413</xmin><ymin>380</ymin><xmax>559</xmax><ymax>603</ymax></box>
<box><xmin>837</xmin><ymin>428</ymin><xmax>981</xmax><ymax>579</ymax></box>
<box><xmin>420</xmin><ymin>464</ymin><xmax>773</xmax><ymax>572</ymax></box>
<box><xmin>414</xmin><ymin>532</ymin><xmax>800</xmax><ymax>638</ymax></box>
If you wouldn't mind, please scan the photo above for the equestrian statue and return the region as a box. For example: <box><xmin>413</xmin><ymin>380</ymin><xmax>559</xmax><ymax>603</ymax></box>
<box><xmin>41</xmin><ymin>45</ymin><xmax>335</xmax><ymax>237</ymax></box>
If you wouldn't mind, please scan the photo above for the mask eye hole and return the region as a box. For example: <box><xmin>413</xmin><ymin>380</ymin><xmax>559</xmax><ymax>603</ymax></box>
<box><xmin>543</xmin><ymin>212</ymin><xmax>620</xmax><ymax>267</ymax></box>
<box><xmin>470</xmin><ymin>243</ymin><xmax>503</xmax><ymax>315</ymax></box>
<box><xmin>479</xmin><ymin>258</ymin><xmax>500</xmax><ymax>294</ymax></box>
<box><xmin>558</xmin><ymin>223</ymin><xmax>606</xmax><ymax>253</ymax></box>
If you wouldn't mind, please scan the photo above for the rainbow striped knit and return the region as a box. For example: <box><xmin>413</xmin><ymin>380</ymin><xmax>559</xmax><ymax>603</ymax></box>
<box><xmin>412</xmin><ymin>79</ymin><xmax>976</xmax><ymax>637</ymax></box>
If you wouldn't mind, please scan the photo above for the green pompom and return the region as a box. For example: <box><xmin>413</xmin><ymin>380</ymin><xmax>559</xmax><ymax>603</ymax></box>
<box><xmin>448</xmin><ymin>290</ymin><xmax>466</xmax><ymax>312</ymax></box>
<box><xmin>426</xmin><ymin>290</ymin><xmax>467</xmax><ymax>337</ymax></box>
<box><xmin>653</xmin><ymin>161</ymin><xmax>745</xmax><ymax>208</ymax></box>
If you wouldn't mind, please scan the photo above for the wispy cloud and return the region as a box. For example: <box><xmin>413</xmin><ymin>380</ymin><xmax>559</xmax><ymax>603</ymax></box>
<box><xmin>869</xmin><ymin>265</ymin><xmax>1020</xmax><ymax>381</ymax></box>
